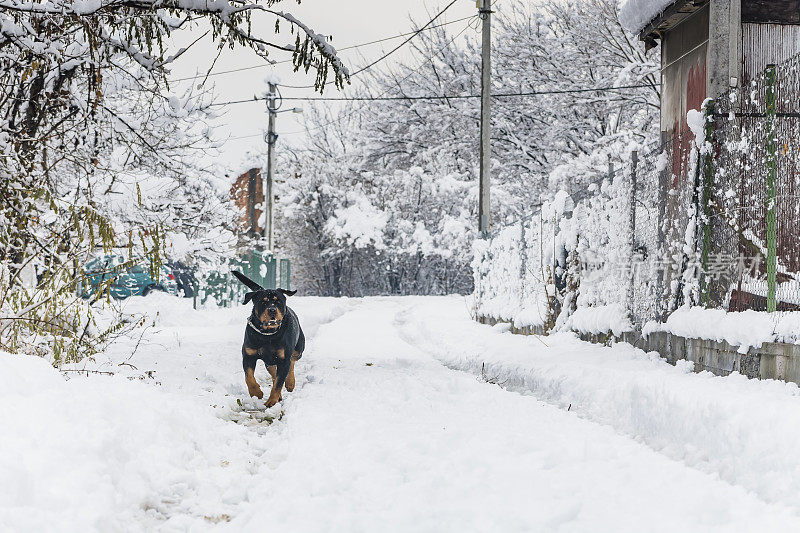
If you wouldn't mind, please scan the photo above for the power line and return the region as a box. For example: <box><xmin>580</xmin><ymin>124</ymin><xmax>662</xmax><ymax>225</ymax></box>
<box><xmin>209</xmin><ymin>84</ymin><xmax>654</xmax><ymax>107</ymax></box>
<box><xmin>169</xmin><ymin>58</ymin><xmax>293</xmax><ymax>84</ymax></box>
<box><xmin>168</xmin><ymin>14</ymin><xmax>474</xmax><ymax>85</ymax></box>
<box><xmin>276</xmin><ymin>0</ymin><xmax>461</xmax><ymax>90</ymax></box>
<box><xmin>351</xmin><ymin>0</ymin><xmax>459</xmax><ymax>77</ymax></box>
<box><xmin>220</xmin><ymin>18</ymin><xmax>480</xmax><ymax>143</ymax></box>
<box><xmin>277</xmin><ymin>17</ymin><xmax>480</xmax><ymax>137</ymax></box>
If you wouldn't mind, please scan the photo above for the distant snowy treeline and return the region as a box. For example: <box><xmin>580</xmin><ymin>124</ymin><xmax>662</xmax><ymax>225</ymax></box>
<box><xmin>275</xmin><ymin>0</ymin><xmax>659</xmax><ymax>296</ymax></box>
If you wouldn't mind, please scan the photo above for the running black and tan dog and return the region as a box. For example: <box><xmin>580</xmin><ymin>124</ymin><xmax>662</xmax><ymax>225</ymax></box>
<box><xmin>232</xmin><ymin>271</ymin><xmax>304</xmax><ymax>407</ymax></box>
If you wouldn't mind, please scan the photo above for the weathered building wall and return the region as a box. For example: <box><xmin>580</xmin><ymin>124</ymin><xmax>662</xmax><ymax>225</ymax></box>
<box><xmin>660</xmin><ymin>4</ymin><xmax>709</xmax><ymax>136</ymax></box>
<box><xmin>658</xmin><ymin>5</ymin><xmax>709</xmax><ymax>307</ymax></box>
<box><xmin>742</xmin><ymin>23</ymin><xmax>800</xmax><ymax>80</ymax></box>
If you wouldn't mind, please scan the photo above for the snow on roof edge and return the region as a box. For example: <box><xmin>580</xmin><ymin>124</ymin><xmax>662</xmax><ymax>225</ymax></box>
<box><xmin>619</xmin><ymin>0</ymin><xmax>676</xmax><ymax>35</ymax></box>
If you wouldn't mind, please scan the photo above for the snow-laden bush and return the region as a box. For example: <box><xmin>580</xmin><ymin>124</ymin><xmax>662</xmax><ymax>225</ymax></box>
<box><xmin>0</xmin><ymin>2</ymin><xmax>343</xmax><ymax>363</ymax></box>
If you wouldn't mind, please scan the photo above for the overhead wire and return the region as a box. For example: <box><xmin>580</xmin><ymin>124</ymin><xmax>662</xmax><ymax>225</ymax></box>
<box><xmin>222</xmin><ymin>16</ymin><xmax>479</xmax><ymax>142</ymax></box>
<box><xmin>275</xmin><ymin>0</ymin><xmax>461</xmax><ymax>90</ymax></box>
<box><xmin>221</xmin><ymin>80</ymin><xmax>655</xmax><ymax>141</ymax></box>
<box><xmin>216</xmin><ymin>0</ymin><xmax>654</xmax><ymax>143</ymax></box>
<box><xmin>168</xmin><ymin>14</ymin><xmax>474</xmax><ymax>84</ymax></box>
<box><xmin>272</xmin><ymin>0</ymin><xmax>501</xmax><ymax>137</ymax></box>
<box><xmin>210</xmin><ymin>83</ymin><xmax>654</xmax><ymax>107</ymax></box>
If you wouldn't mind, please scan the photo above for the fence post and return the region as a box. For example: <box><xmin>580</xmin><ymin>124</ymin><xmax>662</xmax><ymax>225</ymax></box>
<box><xmin>701</xmin><ymin>99</ymin><xmax>715</xmax><ymax>307</ymax></box>
<box><xmin>628</xmin><ymin>151</ymin><xmax>638</xmax><ymax>321</ymax></box>
<box><xmin>519</xmin><ymin>217</ymin><xmax>526</xmax><ymax>296</ymax></box>
<box><xmin>656</xmin><ymin>134</ymin><xmax>669</xmax><ymax>321</ymax></box>
<box><xmin>765</xmin><ymin>64</ymin><xmax>777</xmax><ymax>313</ymax></box>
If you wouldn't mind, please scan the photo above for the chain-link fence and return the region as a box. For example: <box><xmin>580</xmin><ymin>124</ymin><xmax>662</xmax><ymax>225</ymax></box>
<box><xmin>702</xmin><ymin>57</ymin><xmax>800</xmax><ymax>313</ymax></box>
<box><xmin>475</xmin><ymin>51</ymin><xmax>800</xmax><ymax>333</ymax></box>
<box><xmin>629</xmin><ymin>52</ymin><xmax>800</xmax><ymax>324</ymax></box>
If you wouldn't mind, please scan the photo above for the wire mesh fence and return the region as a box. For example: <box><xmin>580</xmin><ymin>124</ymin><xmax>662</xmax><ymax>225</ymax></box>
<box><xmin>631</xmin><ymin>51</ymin><xmax>800</xmax><ymax>323</ymax></box>
<box><xmin>701</xmin><ymin>55</ymin><xmax>800</xmax><ymax>313</ymax></box>
<box><xmin>475</xmin><ymin>49</ymin><xmax>800</xmax><ymax>332</ymax></box>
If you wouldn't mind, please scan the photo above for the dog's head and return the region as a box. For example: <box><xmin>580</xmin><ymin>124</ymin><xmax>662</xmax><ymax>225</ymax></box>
<box><xmin>244</xmin><ymin>288</ymin><xmax>297</xmax><ymax>332</ymax></box>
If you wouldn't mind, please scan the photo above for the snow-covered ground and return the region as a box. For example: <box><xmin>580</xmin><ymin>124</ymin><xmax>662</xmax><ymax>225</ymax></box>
<box><xmin>3</xmin><ymin>295</ymin><xmax>800</xmax><ymax>531</ymax></box>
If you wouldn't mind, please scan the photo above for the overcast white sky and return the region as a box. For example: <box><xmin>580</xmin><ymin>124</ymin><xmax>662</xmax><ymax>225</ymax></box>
<box><xmin>169</xmin><ymin>1</ymin><xmax>479</xmax><ymax>171</ymax></box>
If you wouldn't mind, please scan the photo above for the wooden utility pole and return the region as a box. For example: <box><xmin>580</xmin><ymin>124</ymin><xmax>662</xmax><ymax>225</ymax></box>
<box><xmin>478</xmin><ymin>0</ymin><xmax>492</xmax><ymax>235</ymax></box>
<box><xmin>264</xmin><ymin>82</ymin><xmax>277</xmax><ymax>250</ymax></box>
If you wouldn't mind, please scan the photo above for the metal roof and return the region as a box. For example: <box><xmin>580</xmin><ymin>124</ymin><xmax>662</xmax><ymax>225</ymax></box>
<box><xmin>639</xmin><ymin>0</ymin><xmax>709</xmax><ymax>50</ymax></box>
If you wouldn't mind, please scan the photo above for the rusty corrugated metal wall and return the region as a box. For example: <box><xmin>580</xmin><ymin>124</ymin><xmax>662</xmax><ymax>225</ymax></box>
<box><xmin>743</xmin><ymin>23</ymin><xmax>800</xmax><ymax>81</ymax></box>
<box><xmin>658</xmin><ymin>5</ymin><xmax>709</xmax><ymax>302</ymax></box>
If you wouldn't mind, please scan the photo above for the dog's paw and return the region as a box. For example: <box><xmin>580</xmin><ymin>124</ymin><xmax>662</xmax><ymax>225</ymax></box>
<box><xmin>285</xmin><ymin>375</ymin><xmax>295</xmax><ymax>392</ymax></box>
<box><xmin>265</xmin><ymin>392</ymin><xmax>282</xmax><ymax>408</ymax></box>
<box><xmin>248</xmin><ymin>385</ymin><xmax>264</xmax><ymax>399</ymax></box>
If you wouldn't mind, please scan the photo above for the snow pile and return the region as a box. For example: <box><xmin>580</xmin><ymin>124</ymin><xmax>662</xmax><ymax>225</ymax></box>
<box><xmin>7</xmin><ymin>295</ymin><xmax>800</xmax><ymax>530</ymax></box>
<box><xmin>0</xmin><ymin>349</ymin><xmax>265</xmax><ymax>530</ymax></box>
<box><xmin>232</xmin><ymin>296</ymin><xmax>800</xmax><ymax>531</ymax></box>
<box><xmin>644</xmin><ymin>306</ymin><xmax>800</xmax><ymax>351</ymax></box>
<box><xmin>0</xmin><ymin>295</ymin><xmax>352</xmax><ymax>531</ymax></box>
<box><xmin>566</xmin><ymin>304</ymin><xmax>633</xmax><ymax>336</ymax></box>
<box><xmin>472</xmin><ymin>200</ymin><xmax>561</xmax><ymax>329</ymax></box>
<box><xmin>686</xmin><ymin>108</ymin><xmax>705</xmax><ymax>148</ymax></box>
<box><xmin>473</xmin><ymin>221</ymin><xmax>552</xmax><ymax>327</ymax></box>
<box><xmin>619</xmin><ymin>0</ymin><xmax>674</xmax><ymax>33</ymax></box>
<box><xmin>404</xmin><ymin>296</ymin><xmax>800</xmax><ymax>516</ymax></box>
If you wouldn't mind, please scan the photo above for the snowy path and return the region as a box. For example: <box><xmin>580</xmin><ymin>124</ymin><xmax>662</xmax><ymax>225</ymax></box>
<box><xmin>3</xmin><ymin>295</ymin><xmax>800</xmax><ymax>531</ymax></box>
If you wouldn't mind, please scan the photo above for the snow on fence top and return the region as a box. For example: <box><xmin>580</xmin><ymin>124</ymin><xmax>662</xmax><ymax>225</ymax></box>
<box><xmin>643</xmin><ymin>307</ymin><xmax>800</xmax><ymax>353</ymax></box>
<box><xmin>619</xmin><ymin>0</ymin><xmax>675</xmax><ymax>33</ymax></box>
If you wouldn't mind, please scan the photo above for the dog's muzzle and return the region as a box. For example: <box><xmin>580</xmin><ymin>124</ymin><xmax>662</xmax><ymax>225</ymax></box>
<box><xmin>248</xmin><ymin>317</ymin><xmax>282</xmax><ymax>335</ymax></box>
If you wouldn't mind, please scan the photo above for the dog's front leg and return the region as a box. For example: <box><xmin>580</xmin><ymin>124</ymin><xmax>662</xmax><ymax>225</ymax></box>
<box><xmin>242</xmin><ymin>350</ymin><xmax>263</xmax><ymax>399</ymax></box>
<box><xmin>266</xmin><ymin>358</ymin><xmax>290</xmax><ymax>408</ymax></box>
<box><xmin>285</xmin><ymin>351</ymin><xmax>301</xmax><ymax>392</ymax></box>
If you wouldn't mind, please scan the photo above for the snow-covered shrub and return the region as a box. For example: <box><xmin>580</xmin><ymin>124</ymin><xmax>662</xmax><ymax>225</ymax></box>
<box><xmin>473</xmin><ymin>193</ymin><xmax>571</xmax><ymax>330</ymax></box>
<box><xmin>0</xmin><ymin>2</ymin><xmax>342</xmax><ymax>363</ymax></box>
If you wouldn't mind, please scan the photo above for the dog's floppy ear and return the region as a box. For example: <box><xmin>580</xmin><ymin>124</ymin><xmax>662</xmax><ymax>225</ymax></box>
<box><xmin>243</xmin><ymin>291</ymin><xmax>257</xmax><ymax>305</ymax></box>
<box><xmin>280</xmin><ymin>288</ymin><xmax>297</xmax><ymax>297</ymax></box>
<box><xmin>232</xmin><ymin>270</ymin><xmax>264</xmax><ymax>292</ymax></box>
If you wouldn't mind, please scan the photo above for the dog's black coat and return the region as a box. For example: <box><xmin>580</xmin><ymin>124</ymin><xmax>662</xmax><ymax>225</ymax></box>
<box><xmin>233</xmin><ymin>271</ymin><xmax>304</xmax><ymax>404</ymax></box>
